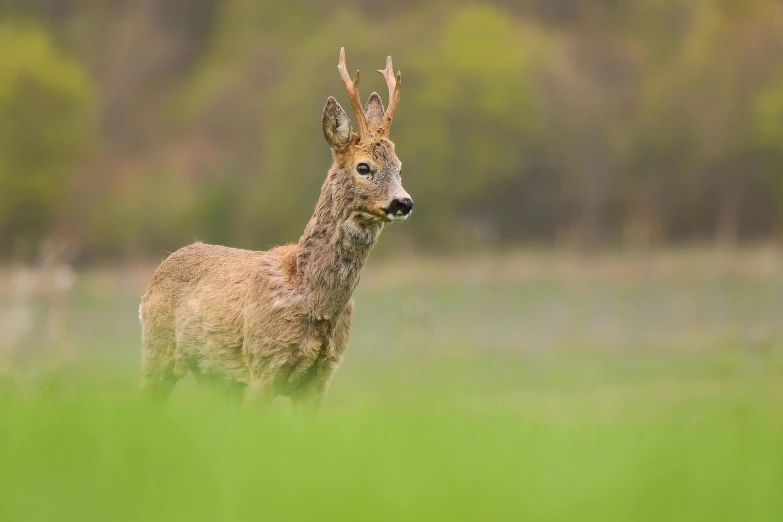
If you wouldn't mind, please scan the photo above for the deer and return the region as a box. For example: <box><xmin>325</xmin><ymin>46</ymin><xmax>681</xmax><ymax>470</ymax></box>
<box><xmin>139</xmin><ymin>48</ymin><xmax>412</xmax><ymax>411</ymax></box>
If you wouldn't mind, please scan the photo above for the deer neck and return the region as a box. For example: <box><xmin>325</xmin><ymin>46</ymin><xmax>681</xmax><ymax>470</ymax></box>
<box><xmin>295</xmin><ymin>169</ymin><xmax>382</xmax><ymax>319</ymax></box>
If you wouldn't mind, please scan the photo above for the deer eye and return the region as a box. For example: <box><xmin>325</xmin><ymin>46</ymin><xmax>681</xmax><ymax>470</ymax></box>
<box><xmin>356</xmin><ymin>163</ymin><xmax>371</xmax><ymax>176</ymax></box>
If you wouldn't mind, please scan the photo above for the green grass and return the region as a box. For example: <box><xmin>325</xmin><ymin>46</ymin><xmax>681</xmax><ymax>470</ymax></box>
<box><xmin>2</xmin><ymin>250</ymin><xmax>783</xmax><ymax>521</ymax></box>
<box><xmin>1</xmin><ymin>357</ymin><xmax>782</xmax><ymax>522</ymax></box>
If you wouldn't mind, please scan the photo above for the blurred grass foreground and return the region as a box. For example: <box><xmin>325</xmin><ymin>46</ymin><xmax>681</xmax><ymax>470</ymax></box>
<box><xmin>1</xmin><ymin>249</ymin><xmax>783</xmax><ymax>521</ymax></box>
<box><xmin>1</xmin><ymin>384</ymin><xmax>780</xmax><ymax>522</ymax></box>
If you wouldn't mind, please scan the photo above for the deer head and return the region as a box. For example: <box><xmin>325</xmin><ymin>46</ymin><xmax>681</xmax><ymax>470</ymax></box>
<box><xmin>322</xmin><ymin>48</ymin><xmax>413</xmax><ymax>223</ymax></box>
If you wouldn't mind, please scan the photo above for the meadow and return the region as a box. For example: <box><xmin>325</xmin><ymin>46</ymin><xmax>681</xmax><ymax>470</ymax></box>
<box><xmin>1</xmin><ymin>249</ymin><xmax>782</xmax><ymax>521</ymax></box>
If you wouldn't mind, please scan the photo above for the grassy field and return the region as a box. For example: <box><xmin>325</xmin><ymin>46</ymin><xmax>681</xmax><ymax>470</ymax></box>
<box><xmin>1</xmin><ymin>249</ymin><xmax>782</xmax><ymax>521</ymax></box>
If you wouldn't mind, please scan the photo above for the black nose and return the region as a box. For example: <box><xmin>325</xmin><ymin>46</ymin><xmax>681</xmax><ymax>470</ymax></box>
<box><xmin>389</xmin><ymin>198</ymin><xmax>414</xmax><ymax>216</ymax></box>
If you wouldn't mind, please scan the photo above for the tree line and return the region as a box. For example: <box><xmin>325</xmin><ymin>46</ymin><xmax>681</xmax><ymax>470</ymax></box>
<box><xmin>1</xmin><ymin>0</ymin><xmax>782</xmax><ymax>261</ymax></box>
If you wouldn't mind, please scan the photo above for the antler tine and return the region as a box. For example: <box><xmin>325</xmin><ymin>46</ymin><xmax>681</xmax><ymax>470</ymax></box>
<box><xmin>337</xmin><ymin>47</ymin><xmax>370</xmax><ymax>141</ymax></box>
<box><xmin>377</xmin><ymin>55</ymin><xmax>401</xmax><ymax>137</ymax></box>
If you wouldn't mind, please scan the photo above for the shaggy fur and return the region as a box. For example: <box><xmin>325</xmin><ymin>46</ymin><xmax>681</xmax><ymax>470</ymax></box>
<box><xmin>139</xmin><ymin>49</ymin><xmax>410</xmax><ymax>410</ymax></box>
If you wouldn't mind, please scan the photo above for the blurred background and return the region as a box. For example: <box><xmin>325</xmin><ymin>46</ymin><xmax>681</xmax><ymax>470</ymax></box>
<box><xmin>2</xmin><ymin>0</ymin><xmax>783</xmax><ymax>260</ymax></box>
<box><xmin>0</xmin><ymin>0</ymin><xmax>782</xmax><ymax>383</ymax></box>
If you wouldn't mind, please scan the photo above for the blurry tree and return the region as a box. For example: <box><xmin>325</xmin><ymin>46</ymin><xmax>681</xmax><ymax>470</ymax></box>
<box><xmin>2</xmin><ymin>0</ymin><xmax>783</xmax><ymax>259</ymax></box>
<box><xmin>0</xmin><ymin>22</ymin><xmax>95</xmax><ymax>257</ymax></box>
<box><xmin>753</xmin><ymin>74</ymin><xmax>783</xmax><ymax>233</ymax></box>
<box><xmin>677</xmin><ymin>0</ymin><xmax>783</xmax><ymax>245</ymax></box>
<box><xmin>396</xmin><ymin>4</ymin><xmax>544</xmax><ymax>245</ymax></box>
<box><xmin>168</xmin><ymin>3</ymin><xmax>545</xmax><ymax>249</ymax></box>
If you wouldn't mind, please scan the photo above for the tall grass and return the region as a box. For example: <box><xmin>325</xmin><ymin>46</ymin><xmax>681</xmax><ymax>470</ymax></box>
<box><xmin>1</xmin><ymin>363</ymin><xmax>781</xmax><ymax>522</ymax></box>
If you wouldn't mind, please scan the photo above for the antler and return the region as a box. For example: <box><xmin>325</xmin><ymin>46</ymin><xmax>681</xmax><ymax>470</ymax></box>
<box><xmin>337</xmin><ymin>47</ymin><xmax>371</xmax><ymax>142</ymax></box>
<box><xmin>377</xmin><ymin>55</ymin><xmax>401</xmax><ymax>137</ymax></box>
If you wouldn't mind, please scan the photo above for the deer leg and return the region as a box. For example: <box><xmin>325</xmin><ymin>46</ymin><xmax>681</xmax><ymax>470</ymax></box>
<box><xmin>140</xmin><ymin>337</ymin><xmax>182</xmax><ymax>401</ymax></box>
<box><xmin>290</xmin><ymin>358</ymin><xmax>339</xmax><ymax>415</ymax></box>
<box><xmin>244</xmin><ymin>372</ymin><xmax>277</xmax><ymax>408</ymax></box>
<box><xmin>141</xmin><ymin>372</ymin><xmax>178</xmax><ymax>400</ymax></box>
<box><xmin>244</xmin><ymin>380</ymin><xmax>274</xmax><ymax>408</ymax></box>
<box><xmin>193</xmin><ymin>370</ymin><xmax>246</xmax><ymax>404</ymax></box>
<box><xmin>291</xmin><ymin>387</ymin><xmax>324</xmax><ymax>415</ymax></box>
<box><xmin>140</xmin><ymin>359</ymin><xmax>180</xmax><ymax>401</ymax></box>
<box><xmin>242</xmin><ymin>347</ymin><xmax>291</xmax><ymax>408</ymax></box>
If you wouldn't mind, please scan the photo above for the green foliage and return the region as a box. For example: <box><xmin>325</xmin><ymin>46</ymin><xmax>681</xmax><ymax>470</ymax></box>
<box><xmin>752</xmin><ymin>75</ymin><xmax>783</xmax><ymax>222</ymax></box>
<box><xmin>185</xmin><ymin>4</ymin><xmax>545</xmax><ymax>247</ymax></box>
<box><xmin>0</xmin><ymin>21</ymin><xmax>94</xmax><ymax>254</ymax></box>
<box><xmin>397</xmin><ymin>5</ymin><xmax>543</xmax><ymax>236</ymax></box>
<box><xmin>4</xmin><ymin>1</ymin><xmax>783</xmax><ymax>257</ymax></box>
<box><xmin>754</xmin><ymin>74</ymin><xmax>783</xmax><ymax>149</ymax></box>
<box><xmin>1</xmin><ymin>362</ymin><xmax>782</xmax><ymax>521</ymax></box>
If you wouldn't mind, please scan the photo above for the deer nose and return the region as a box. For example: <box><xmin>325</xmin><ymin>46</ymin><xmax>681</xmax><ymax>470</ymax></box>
<box><xmin>389</xmin><ymin>198</ymin><xmax>414</xmax><ymax>216</ymax></box>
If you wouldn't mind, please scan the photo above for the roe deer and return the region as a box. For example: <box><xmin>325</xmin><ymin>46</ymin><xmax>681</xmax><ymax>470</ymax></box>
<box><xmin>139</xmin><ymin>48</ymin><xmax>412</xmax><ymax>410</ymax></box>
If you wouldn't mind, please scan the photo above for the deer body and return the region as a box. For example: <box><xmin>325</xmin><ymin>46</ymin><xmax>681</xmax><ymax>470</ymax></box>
<box><xmin>140</xmin><ymin>49</ymin><xmax>410</xmax><ymax>409</ymax></box>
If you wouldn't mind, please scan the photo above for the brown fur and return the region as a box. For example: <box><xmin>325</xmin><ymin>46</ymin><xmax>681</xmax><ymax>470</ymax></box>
<box><xmin>139</xmin><ymin>49</ymin><xmax>410</xmax><ymax>410</ymax></box>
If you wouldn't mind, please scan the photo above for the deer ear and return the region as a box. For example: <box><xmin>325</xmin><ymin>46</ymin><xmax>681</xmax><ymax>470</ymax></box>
<box><xmin>364</xmin><ymin>92</ymin><xmax>385</xmax><ymax>135</ymax></box>
<box><xmin>322</xmin><ymin>96</ymin><xmax>353</xmax><ymax>150</ymax></box>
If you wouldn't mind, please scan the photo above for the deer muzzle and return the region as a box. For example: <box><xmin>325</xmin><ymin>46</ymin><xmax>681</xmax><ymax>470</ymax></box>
<box><xmin>385</xmin><ymin>197</ymin><xmax>414</xmax><ymax>221</ymax></box>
